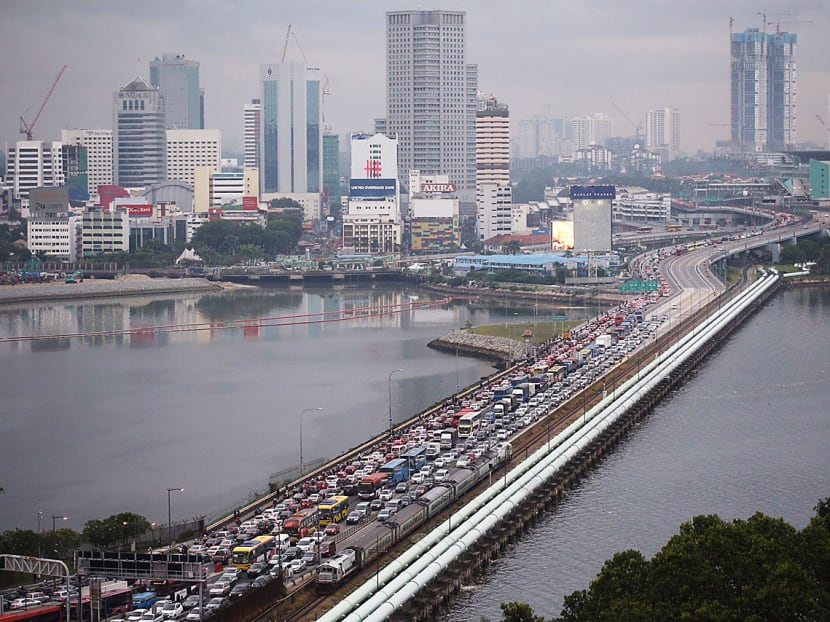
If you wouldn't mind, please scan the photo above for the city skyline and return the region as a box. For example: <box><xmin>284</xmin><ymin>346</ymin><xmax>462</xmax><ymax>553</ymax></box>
<box><xmin>1</xmin><ymin>0</ymin><xmax>828</xmax><ymax>159</ymax></box>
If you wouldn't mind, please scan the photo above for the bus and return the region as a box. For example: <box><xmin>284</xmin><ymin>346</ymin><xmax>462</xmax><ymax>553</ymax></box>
<box><xmin>69</xmin><ymin>587</ymin><xmax>133</xmax><ymax>620</ymax></box>
<box><xmin>282</xmin><ymin>507</ymin><xmax>319</xmax><ymax>542</ymax></box>
<box><xmin>131</xmin><ymin>592</ymin><xmax>158</xmax><ymax>610</ymax></box>
<box><xmin>357</xmin><ymin>472</ymin><xmax>391</xmax><ymax>499</ymax></box>
<box><xmin>666</xmin><ymin>224</ymin><xmax>682</xmax><ymax>232</ymax></box>
<box><xmin>232</xmin><ymin>535</ymin><xmax>276</xmax><ymax>570</ymax></box>
<box><xmin>0</xmin><ymin>606</ymin><xmax>63</xmax><ymax>622</ymax></box>
<box><xmin>402</xmin><ymin>446</ymin><xmax>427</xmax><ymax>473</ymax></box>
<box><xmin>318</xmin><ymin>496</ymin><xmax>350</xmax><ymax>525</ymax></box>
<box><xmin>377</xmin><ymin>458</ymin><xmax>409</xmax><ymax>485</ymax></box>
<box><xmin>636</xmin><ymin>225</ymin><xmax>653</xmax><ymax>233</ymax></box>
<box><xmin>457</xmin><ymin>410</ymin><xmax>484</xmax><ymax>438</ymax></box>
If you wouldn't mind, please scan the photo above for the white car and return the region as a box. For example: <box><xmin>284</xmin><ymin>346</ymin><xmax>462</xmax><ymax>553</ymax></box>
<box><xmin>160</xmin><ymin>601</ymin><xmax>184</xmax><ymax>620</ymax></box>
<box><xmin>126</xmin><ymin>610</ymin><xmax>148</xmax><ymax>622</ymax></box>
<box><xmin>434</xmin><ymin>468</ymin><xmax>449</xmax><ymax>482</ymax></box>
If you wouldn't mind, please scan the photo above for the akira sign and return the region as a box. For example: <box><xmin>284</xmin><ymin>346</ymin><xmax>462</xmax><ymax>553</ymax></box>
<box><xmin>421</xmin><ymin>183</ymin><xmax>457</xmax><ymax>193</ymax></box>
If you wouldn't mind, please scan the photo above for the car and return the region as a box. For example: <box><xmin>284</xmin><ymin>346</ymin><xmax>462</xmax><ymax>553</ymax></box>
<box><xmin>456</xmin><ymin>455</ymin><xmax>471</xmax><ymax>468</ymax></box>
<box><xmin>433</xmin><ymin>457</ymin><xmax>445</xmax><ymax>468</ymax></box>
<box><xmin>296</xmin><ymin>536</ymin><xmax>318</xmax><ymax>553</ymax></box>
<box><xmin>252</xmin><ymin>575</ymin><xmax>272</xmax><ymax>588</ymax></box>
<box><xmin>395</xmin><ymin>481</ymin><xmax>408</xmax><ymax>493</ymax></box>
<box><xmin>184</xmin><ymin>608</ymin><xmax>205</xmax><ymax>621</ymax></box>
<box><xmin>208</xmin><ymin>580</ymin><xmax>231</xmax><ymax>597</ymax></box>
<box><xmin>324</xmin><ymin>522</ymin><xmax>341</xmax><ymax>536</ymax></box>
<box><xmin>282</xmin><ymin>545</ymin><xmax>301</xmax><ymax>560</ymax></box>
<box><xmin>229</xmin><ymin>583</ymin><xmax>250</xmax><ymax>600</ymax></box>
<box><xmin>139</xmin><ymin>611</ymin><xmax>164</xmax><ymax>622</ymax></box>
<box><xmin>247</xmin><ymin>560</ymin><xmax>268</xmax><ymax>578</ymax></box>
<box><xmin>410</xmin><ymin>471</ymin><xmax>424</xmax><ymax>484</ymax></box>
<box><xmin>289</xmin><ymin>558</ymin><xmax>307</xmax><ymax>574</ymax></box>
<box><xmin>222</xmin><ymin>567</ymin><xmax>242</xmax><ymax>581</ymax></box>
<box><xmin>398</xmin><ymin>494</ymin><xmax>412</xmax><ymax>507</ymax></box>
<box><xmin>125</xmin><ymin>610</ymin><xmax>148</xmax><ymax>622</ymax></box>
<box><xmin>434</xmin><ymin>468</ymin><xmax>449</xmax><ymax>482</ymax></box>
<box><xmin>181</xmin><ymin>595</ymin><xmax>200</xmax><ymax>611</ymax></box>
<box><xmin>11</xmin><ymin>598</ymin><xmax>43</xmax><ymax>610</ymax></box>
<box><xmin>219</xmin><ymin>572</ymin><xmax>238</xmax><ymax>587</ymax></box>
<box><xmin>159</xmin><ymin>601</ymin><xmax>184</xmax><ymax>620</ymax></box>
<box><xmin>302</xmin><ymin>550</ymin><xmax>318</xmax><ymax>565</ymax></box>
<box><xmin>413</xmin><ymin>484</ymin><xmax>428</xmax><ymax>498</ymax></box>
<box><xmin>369</xmin><ymin>498</ymin><xmax>383</xmax><ymax>511</ymax></box>
<box><xmin>378</xmin><ymin>488</ymin><xmax>394</xmax><ymax>502</ymax></box>
<box><xmin>346</xmin><ymin>509</ymin><xmax>364</xmax><ymax>524</ymax></box>
<box><xmin>204</xmin><ymin>597</ymin><xmax>225</xmax><ymax>613</ymax></box>
<box><xmin>377</xmin><ymin>507</ymin><xmax>396</xmax><ymax>522</ymax></box>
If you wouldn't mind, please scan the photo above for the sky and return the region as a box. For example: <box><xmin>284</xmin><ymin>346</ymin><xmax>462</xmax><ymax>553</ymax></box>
<box><xmin>1</xmin><ymin>0</ymin><xmax>829</xmax><ymax>158</ymax></box>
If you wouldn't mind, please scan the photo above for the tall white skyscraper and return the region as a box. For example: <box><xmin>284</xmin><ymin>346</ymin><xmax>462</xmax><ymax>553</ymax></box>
<box><xmin>259</xmin><ymin>63</ymin><xmax>323</xmax><ymax>195</ymax></box>
<box><xmin>476</xmin><ymin>95</ymin><xmax>510</xmax><ymax>189</ymax></box>
<box><xmin>61</xmin><ymin>129</ymin><xmax>113</xmax><ymax>200</ymax></box>
<box><xmin>113</xmin><ymin>77</ymin><xmax>166</xmax><ymax>187</ymax></box>
<box><xmin>731</xmin><ymin>28</ymin><xmax>797</xmax><ymax>152</ymax></box>
<box><xmin>150</xmin><ymin>53</ymin><xmax>202</xmax><ymax>130</ymax></box>
<box><xmin>385</xmin><ymin>10</ymin><xmax>478</xmax><ymax>200</ymax></box>
<box><xmin>243</xmin><ymin>98</ymin><xmax>261</xmax><ymax>170</ymax></box>
<box><xmin>567</xmin><ymin>114</ymin><xmax>614</xmax><ymax>151</ymax></box>
<box><xmin>645</xmin><ymin>108</ymin><xmax>680</xmax><ymax>162</ymax></box>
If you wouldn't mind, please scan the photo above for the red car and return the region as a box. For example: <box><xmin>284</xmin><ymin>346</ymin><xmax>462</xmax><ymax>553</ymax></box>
<box><xmin>324</xmin><ymin>523</ymin><xmax>341</xmax><ymax>536</ymax></box>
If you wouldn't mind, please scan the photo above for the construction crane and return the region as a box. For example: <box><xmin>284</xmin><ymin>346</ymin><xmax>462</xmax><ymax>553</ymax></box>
<box><xmin>771</xmin><ymin>19</ymin><xmax>812</xmax><ymax>34</ymax></box>
<box><xmin>610</xmin><ymin>101</ymin><xmax>642</xmax><ymax>140</ymax></box>
<box><xmin>281</xmin><ymin>24</ymin><xmax>292</xmax><ymax>63</ymax></box>
<box><xmin>817</xmin><ymin>115</ymin><xmax>830</xmax><ymax>148</ymax></box>
<box><xmin>19</xmin><ymin>64</ymin><xmax>67</xmax><ymax>141</ymax></box>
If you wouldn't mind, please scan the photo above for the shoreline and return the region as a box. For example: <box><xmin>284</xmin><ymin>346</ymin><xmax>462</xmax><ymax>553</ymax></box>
<box><xmin>0</xmin><ymin>275</ymin><xmax>228</xmax><ymax>305</ymax></box>
<box><xmin>428</xmin><ymin>328</ymin><xmax>533</xmax><ymax>364</ymax></box>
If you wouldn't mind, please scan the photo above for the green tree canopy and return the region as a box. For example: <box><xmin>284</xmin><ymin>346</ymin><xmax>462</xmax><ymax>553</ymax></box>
<box><xmin>83</xmin><ymin>512</ymin><xmax>151</xmax><ymax>550</ymax></box>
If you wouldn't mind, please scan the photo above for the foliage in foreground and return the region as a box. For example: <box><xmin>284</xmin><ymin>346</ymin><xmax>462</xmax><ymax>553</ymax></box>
<box><xmin>497</xmin><ymin>498</ymin><xmax>830</xmax><ymax>622</ymax></box>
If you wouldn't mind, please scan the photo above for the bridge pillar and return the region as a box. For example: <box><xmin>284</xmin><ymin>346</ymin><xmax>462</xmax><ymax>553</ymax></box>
<box><xmin>766</xmin><ymin>243</ymin><xmax>780</xmax><ymax>263</ymax></box>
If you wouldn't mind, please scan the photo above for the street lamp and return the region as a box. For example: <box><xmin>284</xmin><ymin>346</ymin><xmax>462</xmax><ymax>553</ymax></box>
<box><xmin>51</xmin><ymin>515</ymin><xmax>67</xmax><ymax>532</ymax></box>
<box><xmin>167</xmin><ymin>487</ymin><xmax>184</xmax><ymax>550</ymax></box>
<box><xmin>299</xmin><ymin>407</ymin><xmax>323</xmax><ymax>476</ymax></box>
<box><xmin>388</xmin><ymin>369</ymin><xmax>404</xmax><ymax>440</ymax></box>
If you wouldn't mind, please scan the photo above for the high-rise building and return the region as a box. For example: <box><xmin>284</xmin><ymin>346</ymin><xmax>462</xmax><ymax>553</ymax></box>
<box><xmin>477</xmin><ymin>183</ymin><xmax>512</xmax><ymax>241</ymax></box>
<box><xmin>113</xmin><ymin>77</ymin><xmax>166</xmax><ymax>188</ymax></box>
<box><xmin>61</xmin><ymin>129</ymin><xmax>113</xmax><ymax>200</ymax></box>
<box><xmin>513</xmin><ymin>118</ymin><xmax>564</xmax><ymax>159</ymax></box>
<box><xmin>385</xmin><ymin>10</ymin><xmax>478</xmax><ymax>201</ymax></box>
<box><xmin>322</xmin><ymin>133</ymin><xmax>341</xmax><ymax>215</ymax></box>
<box><xmin>259</xmin><ymin>63</ymin><xmax>323</xmax><ymax>195</ymax></box>
<box><xmin>149</xmin><ymin>53</ymin><xmax>202</xmax><ymax>130</ymax></box>
<box><xmin>6</xmin><ymin>141</ymin><xmax>65</xmax><ymax>204</ymax></box>
<box><xmin>645</xmin><ymin>108</ymin><xmax>680</xmax><ymax>162</ymax></box>
<box><xmin>476</xmin><ymin>95</ymin><xmax>510</xmax><ymax>189</ymax></box>
<box><xmin>166</xmin><ymin>129</ymin><xmax>221</xmax><ymax>187</ymax></box>
<box><xmin>731</xmin><ymin>28</ymin><xmax>797</xmax><ymax>152</ymax></box>
<box><xmin>567</xmin><ymin>114</ymin><xmax>614</xmax><ymax>152</ymax></box>
<box><xmin>243</xmin><ymin>98</ymin><xmax>261</xmax><ymax>170</ymax></box>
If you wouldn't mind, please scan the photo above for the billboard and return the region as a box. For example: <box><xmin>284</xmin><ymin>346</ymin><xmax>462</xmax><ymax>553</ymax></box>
<box><xmin>349</xmin><ymin>178</ymin><xmax>397</xmax><ymax>199</ymax></box>
<box><xmin>421</xmin><ymin>182</ymin><xmax>457</xmax><ymax>194</ymax></box>
<box><xmin>242</xmin><ymin>196</ymin><xmax>259</xmax><ymax>211</ymax></box>
<box><xmin>550</xmin><ymin>221</ymin><xmax>574</xmax><ymax>249</ymax></box>
<box><xmin>570</xmin><ymin>185</ymin><xmax>616</xmax><ymax>200</ymax></box>
<box><xmin>29</xmin><ymin>186</ymin><xmax>69</xmax><ymax>219</ymax></box>
<box><xmin>127</xmin><ymin>204</ymin><xmax>153</xmax><ymax>217</ymax></box>
<box><xmin>573</xmin><ymin>198</ymin><xmax>612</xmax><ymax>252</ymax></box>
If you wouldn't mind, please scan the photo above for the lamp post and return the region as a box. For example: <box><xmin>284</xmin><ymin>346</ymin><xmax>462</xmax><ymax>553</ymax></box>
<box><xmin>299</xmin><ymin>407</ymin><xmax>323</xmax><ymax>476</ymax></box>
<box><xmin>51</xmin><ymin>515</ymin><xmax>67</xmax><ymax>532</ymax></box>
<box><xmin>388</xmin><ymin>369</ymin><xmax>403</xmax><ymax>440</ymax></box>
<box><xmin>167</xmin><ymin>487</ymin><xmax>183</xmax><ymax>550</ymax></box>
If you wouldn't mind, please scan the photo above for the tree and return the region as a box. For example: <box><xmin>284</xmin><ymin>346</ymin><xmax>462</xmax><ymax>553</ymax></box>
<box><xmin>553</xmin><ymin>501</ymin><xmax>830</xmax><ymax>622</ymax></box>
<box><xmin>500</xmin><ymin>601</ymin><xmax>547</xmax><ymax>622</ymax></box>
<box><xmin>83</xmin><ymin>512</ymin><xmax>151</xmax><ymax>550</ymax></box>
<box><xmin>505</xmin><ymin>241</ymin><xmax>521</xmax><ymax>256</ymax></box>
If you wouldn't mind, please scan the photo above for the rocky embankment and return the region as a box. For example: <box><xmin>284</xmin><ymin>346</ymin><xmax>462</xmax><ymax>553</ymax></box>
<box><xmin>428</xmin><ymin>328</ymin><xmax>531</xmax><ymax>363</ymax></box>
<box><xmin>0</xmin><ymin>275</ymin><xmax>223</xmax><ymax>305</ymax></box>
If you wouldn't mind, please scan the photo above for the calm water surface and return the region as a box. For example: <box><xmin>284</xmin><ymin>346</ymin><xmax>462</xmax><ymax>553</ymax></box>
<box><xmin>0</xmin><ymin>285</ymin><xmax>588</xmax><ymax>533</ymax></box>
<box><xmin>441</xmin><ymin>286</ymin><xmax>830</xmax><ymax>621</ymax></box>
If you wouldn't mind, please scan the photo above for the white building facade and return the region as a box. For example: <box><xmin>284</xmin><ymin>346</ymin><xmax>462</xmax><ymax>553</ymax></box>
<box><xmin>645</xmin><ymin>108</ymin><xmax>680</xmax><ymax>162</ymax></box>
<box><xmin>6</xmin><ymin>141</ymin><xmax>65</xmax><ymax>204</ymax></box>
<box><xmin>113</xmin><ymin>77</ymin><xmax>166</xmax><ymax>188</ymax></box>
<box><xmin>386</xmin><ymin>10</ymin><xmax>478</xmax><ymax>201</ymax></box>
<box><xmin>244</xmin><ymin>98</ymin><xmax>261</xmax><ymax>170</ymax></box>
<box><xmin>166</xmin><ymin>129</ymin><xmax>222</xmax><ymax>187</ymax></box>
<box><xmin>477</xmin><ymin>183</ymin><xmax>513</xmax><ymax>240</ymax></box>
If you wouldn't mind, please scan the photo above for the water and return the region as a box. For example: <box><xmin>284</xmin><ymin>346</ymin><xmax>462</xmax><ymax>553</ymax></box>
<box><xmin>0</xmin><ymin>284</ymin><xmax>587</xmax><ymax>533</ymax></box>
<box><xmin>441</xmin><ymin>286</ymin><xmax>830</xmax><ymax>621</ymax></box>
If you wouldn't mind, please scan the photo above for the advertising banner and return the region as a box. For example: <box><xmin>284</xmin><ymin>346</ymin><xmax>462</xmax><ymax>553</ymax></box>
<box><xmin>570</xmin><ymin>185</ymin><xmax>616</xmax><ymax>200</ymax></box>
<box><xmin>349</xmin><ymin>178</ymin><xmax>397</xmax><ymax>199</ymax></box>
<box><xmin>242</xmin><ymin>196</ymin><xmax>258</xmax><ymax>211</ymax></box>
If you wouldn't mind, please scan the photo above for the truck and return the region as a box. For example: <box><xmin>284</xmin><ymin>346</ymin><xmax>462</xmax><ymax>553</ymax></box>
<box><xmin>440</xmin><ymin>428</ymin><xmax>458</xmax><ymax>450</ymax></box>
<box><xmin>492</xmin><ymin>398</ymin><xmax>513</xmax><ymax>419</ymax></box>
<box><xmin>511</xmin><ymin>382</ymin><xmax>536</xmax><ymax>403</ymax></box>
<box><xmin>315</xmin><ymin>547</ymin><xmax>358</xmax><ymax>592</ymax></box>
<box><xmin>425</xmin><ymin>442</ymin><xmax>442</xmax><ymax>459</ymax></box>
<box><xmin>595</xmin><ymin>334</ymin><xmax>613</xmax><ymax>349</ymax></box>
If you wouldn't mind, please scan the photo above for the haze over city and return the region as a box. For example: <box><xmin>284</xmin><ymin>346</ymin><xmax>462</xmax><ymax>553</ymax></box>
<box><xmin>1</xmin><ymin>0</ymin><xmax>829</xmax><ymax>157</ymax></box>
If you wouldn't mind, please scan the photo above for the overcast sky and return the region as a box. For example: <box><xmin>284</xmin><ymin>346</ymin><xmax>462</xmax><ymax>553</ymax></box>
<box><xmin>2</xmin><ymin>0</ymin><xmax>828</xmax><ymax>157</ymax></box>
